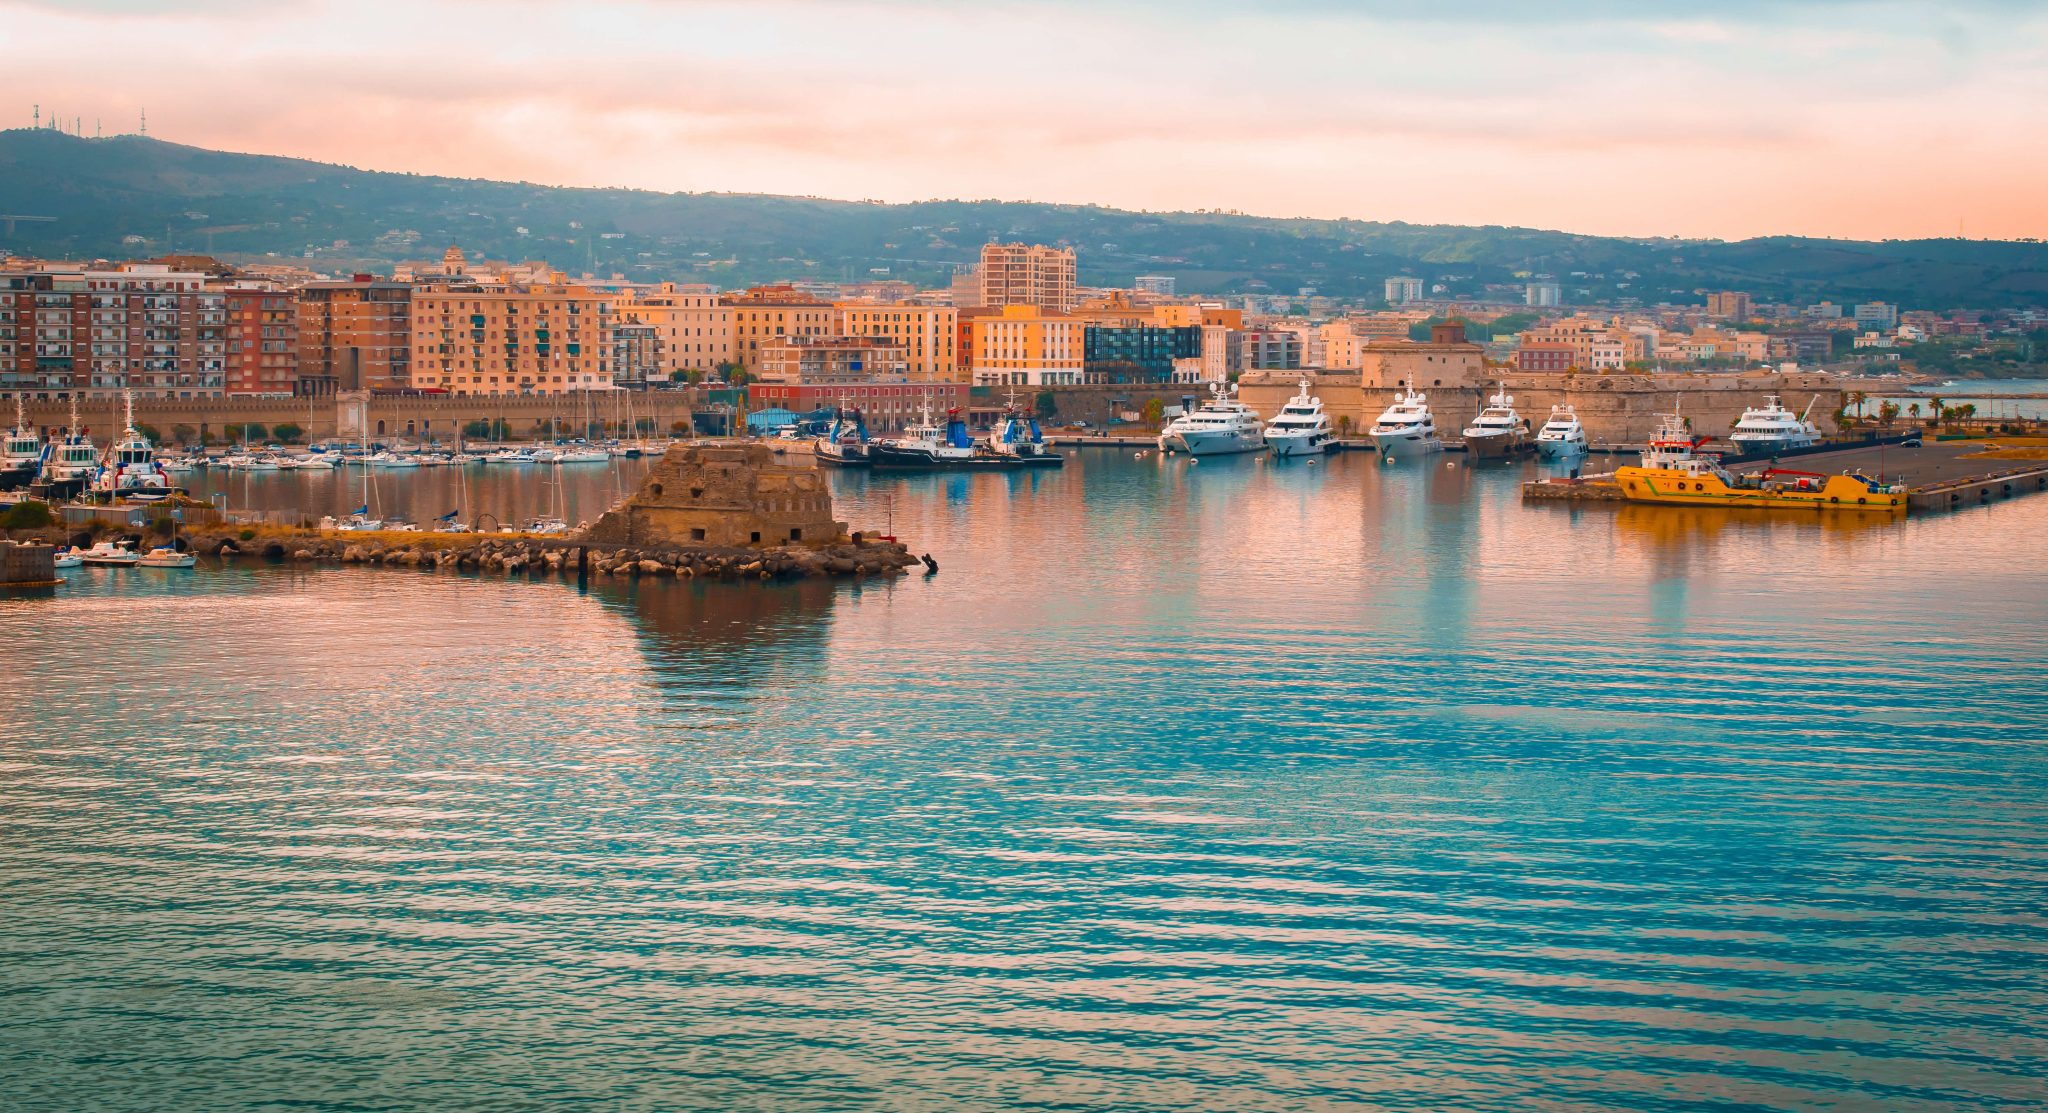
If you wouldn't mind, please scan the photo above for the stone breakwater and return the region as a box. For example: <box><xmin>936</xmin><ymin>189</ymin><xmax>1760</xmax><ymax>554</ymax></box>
<box><xmin>184</xmin><ymin>529</ymin><xmax>928</xmax><ymax>581</ymax></box>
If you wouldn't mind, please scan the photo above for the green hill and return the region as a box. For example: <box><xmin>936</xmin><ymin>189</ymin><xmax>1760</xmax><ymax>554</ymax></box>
<box><xmin>2</xmin><ymin>128</ymin><xmax>2042</xmax><ymax>309</ymax></box>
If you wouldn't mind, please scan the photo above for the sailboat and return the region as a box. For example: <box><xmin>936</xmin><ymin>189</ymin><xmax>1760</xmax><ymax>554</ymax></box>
<box><xmin>139</xmin><ymin>507</ymin><xmax>197</xmax><ymax>568</ymax></box>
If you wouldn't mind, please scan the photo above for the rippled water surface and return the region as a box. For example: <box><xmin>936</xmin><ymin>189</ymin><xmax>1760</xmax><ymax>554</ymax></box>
<box><xmin>8</xmin><ymin>451</ymin><xmax>2048</xmax><ymax>1111</ymax></box>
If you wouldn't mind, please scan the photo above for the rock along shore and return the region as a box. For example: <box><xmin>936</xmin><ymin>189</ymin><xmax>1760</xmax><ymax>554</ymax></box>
<box><xmin>179</xmin><ymin>527</ymin><xmax>927</xmax><ymax>581</ymax></box>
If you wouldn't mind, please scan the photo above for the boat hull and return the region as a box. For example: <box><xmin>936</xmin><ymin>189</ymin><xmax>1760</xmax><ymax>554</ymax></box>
<box><xmin>0</xmin><ymin>462</ymin><xmax>38</xmax><ymax>491</ymax></box>
<box><xmin>1535</xmin><ymin>438</ymin><xmax>1587</xmax><ymax>460</ymax></box>
<box><xmin>1266</xmin><ymin>432</ymin><xmax>1333</xmax><ymax>457</ymax></box>
<box><xmin>870</xmin><ymin>444</ymin><xmax>1061</xmax><ymax>469</ymax></box>
<box><xmin>1463</xmin><ymin>431</ymin><xmax>1529</xmax><ymax>460</ymax></box>
<box><xmin>1372</xmin><ymin>431</ymin><xmax>1443</xmax><ymax>459</ymax></box>
<box><xmin>1164</xmin><ymin>429</ymin><xmax>1265</xmax><ymax>456</ymax></box>
<box><xmin>1615</xmin><ymin>466</ymin><xmax>1905</xmax><ymax>512</ymax></box>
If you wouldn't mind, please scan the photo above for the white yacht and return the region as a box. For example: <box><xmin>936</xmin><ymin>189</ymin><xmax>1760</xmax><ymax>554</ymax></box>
<box><xmin>1729</xmin><ymin>395</ymin><xmax>1822</xmax><ymax>455</ymax></box>
<box><xmin>367</xmin><ymin>451</ymin><xmax>421</xmax><ymax>469</ymax></box>
<box><xmin>1159</xmin><ymin>380</ymin><xmax>1265</xmax><ymax>456</ymax></box>
<box><xmin>289</xmin><ymin>454</ymin><xmax>337</xmax><ymax>471</ymax></box>
<box><xmin>1535</xmin><ymin>404</ymin><xmax>1590</xmax><ymax>459</ymax></box>
<box><xmin>554</xmin><ymin>448</ymin><xmax>610</xmax><ymax>464</ymax></box>
<box><xmin>1461</xmin><ymin>386</ymin><xmax>1530</xmax><ymax>460</ymax></box>
<box><xmin>1</xmin><ymin>397</ymin><xmax>45</xmax><ymax>491</ymax></box>
<box><xmin>1368</xmin><ymin>385</ymin><xmax>1443</xmax><ymax>459</ymax></box>
<box><xmin>1260</xmin><ymin>380</ymin><xmax>1336</xmax><ymax>457</ymax></box>
<box><xmin>79</xmin><ymin>540</ymin><xmax>143</xmax><ymax>566</ymax></box>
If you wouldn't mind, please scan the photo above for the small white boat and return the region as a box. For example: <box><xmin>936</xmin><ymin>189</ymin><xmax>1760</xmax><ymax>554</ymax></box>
<box><xmin>320</xmin><ymin>514</ymin><xmax>386</xmax><ymax>532</ymax></box>
<box><xmin>79</xmin><ymin>540</ymin><xmax>142</xmax><ymax>566</ymax></box>
<box><xmin>1369</xmin><ymin>385</ymin><xmax>1443</xmax><ymax>459</ymax></box>
<box><xmin>487</xmin><ymin>449</ymin><xmax>536</xmax><ymax>464</ymax></box>
<box><xmin>530</xmin><ymin>448</ymin><xmax>562</xmax><ymax>464</ymax></box>
<box><xmin>555</xmin><ymin>448</ymin><xmax>610</xmax><ymax>464</ymax></box>
<box><xmin>52</xmin><ymin>547</ymin><xmax>84</xmax><ymax>569</ymax></box>
<box><xmin>1535</xmin><ymin>405</ymin><xmax>1589</xmax><ymax>458</ymax></box>
<box><xmin>368</xmin><ymin>452</ymin><xmax>421</xmax><ymax>469</ymax></box>
<box><xmin>138</xmin><ymin>546</ymin><xmax>197</xmax><ymax>569</ymax></box>
<box><xmin>1262</xmin><ymin>380</ymin><xmax>1336</xmax><ymax>457</ymax></box>
<box><xmin>290</xmin><ymin>454</ymin><xmax>337</xmax><ymax>471</ymax></box>
<box><xmin>521</xmin><ymin>516</ymin><xmax>571</xmax><ymax>536</ymax></box>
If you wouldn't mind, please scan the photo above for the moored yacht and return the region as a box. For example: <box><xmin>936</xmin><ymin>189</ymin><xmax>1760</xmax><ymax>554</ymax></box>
<box><xmin>1262</xmin><ymin>380</ymin><xmax>1335</xmax><ymax>457</ymax></box>
<box><xmin>1535</xmin><ymin>404</ymin><xmax>1589</xmax><ymax>458</ymax></box>
<box><xmin>1460</xmin><ymin>385</ymin><xmax>1530</xmax><ymax>460</ymax></box>
<box><xmin>1729</xmin><ymin>395</ymin><xmax>1821</xmax><ymax>455</ymax></box>
<box><xmin>1</xmin><ymin>397</ymin><xmax>45</xmax><ymax>491</ymax></box>
<box><xmin>1368</xmin><ymin>384</ymin><xmax>1443</xmax><ymax>459</ymax></box>
<box><xmin>1158</xmin><ymin>380</ymin><xmax>1265</xmax><ymax>456</ymax></box>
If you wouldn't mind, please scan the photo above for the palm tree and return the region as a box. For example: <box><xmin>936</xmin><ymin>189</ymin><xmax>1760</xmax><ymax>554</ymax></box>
<box><xmin>1850</xmin><ymin>390</ymin><xmax>1868</xmax><ymax>419</ymax></box>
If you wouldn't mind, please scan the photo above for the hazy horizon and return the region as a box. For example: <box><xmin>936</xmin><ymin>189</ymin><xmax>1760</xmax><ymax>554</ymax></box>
<box><xmin>4</xmin><ymin>0</ymin><xmax>2045</xmax><ymax>243</ymax></box>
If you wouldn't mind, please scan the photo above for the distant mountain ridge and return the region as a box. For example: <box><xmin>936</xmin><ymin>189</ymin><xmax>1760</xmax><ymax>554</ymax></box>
<box><xmin>2</xmin><ymin>128</ymin><xmax>2044</xmax><ymax>309</ymax></box>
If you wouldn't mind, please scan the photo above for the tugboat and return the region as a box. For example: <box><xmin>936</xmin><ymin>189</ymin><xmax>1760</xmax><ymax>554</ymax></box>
<box><xmin>1368</xmin><ymin>383</ymin><xmax>1443</xmax><ymax>460</ymax></box>
<box><xmin>1262</xmin><ymin>380</ymin><xmax>1336</xmax><ymax>457</ymax></box>
<box><xmin>1158</xmin><ymin>379</ymin><xmax>1265</xmax><ymax>456</ymax></box>
<box><xmin>0</xmin><ymin>396</ymin><xmax>45</xmax><ymax>491</ymax></box>
<box><xmin>1616</xmin><ymin>410</ymin><xmax>1904</xmax><ymax>512</ymax></box>
<box><xmin>1535</xmin><ymin>404</ymin><xmax>1589</xmax><ymax>459</ymax></box>
<box><xmin>90</xmin><ymin>393</ymin><xmax>177</xmax><ymax>502</ymax></box>
<box><xmin>870</xmin><ymin>399</ymin><xmax>983</xmax><ymax>468</ymax></box>
<box><xmin>1729</xmin><ymin>395</ymin><xmax>1822</xmax><ymax>455</ymax></box>
<box><xmin>814</xmin><ymin>407</ymin><xmax>872</xmax><ymax>468</ymax></box>
<box><xmin>33</xmin><ymin>398</ymin><xmax>99</xmax><ymax>500</ymax></box>
<box><xmin>1460</xmin><ymin>385</ymin><xmax>1531</xmax><ymax>460</ymax></box>
<box><xmin>986</xmin><ymin>399</ymin><xmax>1063</xmax><ymax>466</ymax></box>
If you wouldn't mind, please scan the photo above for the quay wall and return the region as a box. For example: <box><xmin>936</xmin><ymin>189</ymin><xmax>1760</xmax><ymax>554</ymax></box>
<box><xmin>15</xmin><ymin>392</ymin><xmax>697</xmax><ymax>443</ymax></box>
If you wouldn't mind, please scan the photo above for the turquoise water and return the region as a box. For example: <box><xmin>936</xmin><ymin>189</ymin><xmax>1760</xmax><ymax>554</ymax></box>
<box><xmin>8</xmin><ymin>451</ymin><xmax>2048</xmax><ymax>1110</ymax></box>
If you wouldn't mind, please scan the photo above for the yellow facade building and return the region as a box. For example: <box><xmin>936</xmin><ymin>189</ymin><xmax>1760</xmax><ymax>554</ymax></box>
<box><xmin>614</xmin><ymin>283</ymin><xmax>733</xmax><ymax>379</ymax></box>
<box><xmin>834</xmin><ymin>303</ymin><xmax>958</xmax><ymax>381</ymax></box>
<box><xmin>410</xmin><ymin>281</ymin><xmax>616</xmax><ymax>395</ymax></box>
<box><xmin>962</xmin><ymin>305</ymin><xmax>1084</xmax><ymax>386</ymax></box>
<box><xmin>723</xmin><ymin>286</ymin><xmax>837</xmax><ymax>373</ymax></box>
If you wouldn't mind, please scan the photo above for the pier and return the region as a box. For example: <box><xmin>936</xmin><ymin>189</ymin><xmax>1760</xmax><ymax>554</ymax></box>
<box><xmin>1522</xmin><ymin>441</ymin><xmax>2048</xmax><ymax>514</ymax></box>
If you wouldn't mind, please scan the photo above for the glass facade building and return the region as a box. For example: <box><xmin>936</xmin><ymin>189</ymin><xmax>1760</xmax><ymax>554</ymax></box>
<box><xmin>1082</xmin><ymin>325</ymin><xmax>1202</xmax><ymax>384</ymax></box>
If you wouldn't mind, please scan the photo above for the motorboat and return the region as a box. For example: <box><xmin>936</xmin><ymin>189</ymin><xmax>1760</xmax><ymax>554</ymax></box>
<box><xmin>1535</xmin><ymin>404</ymin><xmax>1590</xmax><ymax>459</ymax></box>
<box><xmin>1461</xmin><ymin>386</ymin><xmax>1531</xmax><ymax>460</ymax></box>
<box><xmin>555</xmin><ymin>448</ymin><xmax>610</xmax><ymax>464</ymax></box>
<box><xmin>290</xmin><ymin>454</ymin><xmax>337</xmax><ymax>470</ymax></box>
<box><xmin>486</xmin><ymin>449</ymin><xmax>536</xmax><ymax>464</ymax></box>
<box><xmin>531</xmin><ymin>448</ymin><xmax>562</xmax><ymax>464</ymax></box>
<box><xmin>1729</xmin><ymin>395</ymin><xmax>1822</xmax><ymax>455</ymax></box>
<box><xmin>52</xmin><ymin>547</ymin><xmax>84</xmax><ymax>569</ymax></box>
<box><xmin>1158</xmin><ymin>380</ymin><xmax>1265</xmax><ymax>456</ymax></box>
<box><xmin>79</xmin><ymin>540</ymin><xmax>143</xmax><ymax>566</ymax></box>
<box><xmin>321</xmin><ymin>512</ymin><xmax>385</xmax><ymax>531</ymax></box>
<box><xmin>986</xmin><ymin>406</ymin><xmax>1063</xmax><ymax>466</ymax></box>
<box><xmin>1</xmin><ymin>397</ymin><xmax>45</xmax><ymax>491</ymax></box>
<box><xmin>1617</xmin><ymin>410</ymin><xmax>1903</xmax><ymax>512</ymax></box>
<box><xmin>1368</xmin><ymin>385</ymin><xmax>1443</xmax><ymax>459</ymax></box>
<box><xmin>1262</xmin><ymin>380</ymin><xmax>1335</xmax><ymax>457</ymax></box>
<box><xmin>367</xmin><ymin>451</ymin><xmax>420</xmax><ymax>469</ymax></box>
<box><xmin>814</xmin><ymin>408</ymin><xmax>872</xmax><ymax>468</ymax></box>
<box><xmin>223</xmin><ymin>453</ymin><xmax>284</xmax><ymax>472</ymax></box>
<box><xmin>521</xmin><ymin>516</ymin><xmax>571</xmax><ymax>536</ymax></box>
<box><xmin>138</xmin><ymin>546</ymin><xmax>197</xmax><ymax>569</ymax></box>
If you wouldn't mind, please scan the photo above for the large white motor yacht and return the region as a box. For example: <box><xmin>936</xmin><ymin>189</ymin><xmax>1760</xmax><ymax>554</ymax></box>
<box><xmin>1262</xmin><ymin>380</ymin><xmax>1335</xmax><ymax>457</ymax></box>
<box><xmin>1368</xmin><ymin>385</ymin><xmax>1443</xmax><ymax>459</ymax></box>
<box><xmin>1535</xmin><ymin>404</ymin><xmax>1589</xmax><ymax>459</ymax></box>
<box><xmin>1729</xmin><ymin>395</ymin><xmax>1821</xmax><ymax>455</ymax></box>
<box><xmin>1460</xmin><ymin>386</ymin><xmax>1529</xmax><ymax>460</ymax></box>
<box><xmin>1159</xmin><ymin>380</ymin><xmax>1265</xmax><ymax>456</ymax></box>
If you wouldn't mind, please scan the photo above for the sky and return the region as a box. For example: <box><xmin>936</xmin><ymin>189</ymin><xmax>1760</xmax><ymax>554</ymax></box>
<box><xmin>3</xmin><ymin>0</ymin><xmax>2046</xmax><ymax>242</ymax></box>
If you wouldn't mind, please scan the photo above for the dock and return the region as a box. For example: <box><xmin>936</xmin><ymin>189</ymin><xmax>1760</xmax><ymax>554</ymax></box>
<box><xmin>1522</xmin><ymin>441</ymin><xmax>2048</xmax><ymax>514</ymax></box>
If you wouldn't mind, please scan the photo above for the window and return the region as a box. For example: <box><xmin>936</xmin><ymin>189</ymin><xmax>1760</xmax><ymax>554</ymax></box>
<box><xmin>690</xmin><ymin>527</ymin><xmax>705</xmax><ymax>541</ymax></box>
<box><xmin>749</xmin><ymin>531</ymin><xmax>761</xmax><ymax>544</ymax></box>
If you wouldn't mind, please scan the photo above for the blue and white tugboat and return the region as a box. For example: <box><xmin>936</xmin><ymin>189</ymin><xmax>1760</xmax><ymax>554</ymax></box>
<box><xmin>814</xmin><ymin>407</ymin><xmax>873</xmax><ymax>468</ymax></box>
<box><xmin>986</xmin><ymin>399</ymin><xmax>1063</xmax><ymax>467</ymax></box>
<box><xmin>0</xmin><ymin>396</ymin><xmax>46</xmax><ymax>492</ymax></box>
<box><xmin>90</xmin><ymin>392</ymin><xmax>178</xmax><ymax>502</ymax></box>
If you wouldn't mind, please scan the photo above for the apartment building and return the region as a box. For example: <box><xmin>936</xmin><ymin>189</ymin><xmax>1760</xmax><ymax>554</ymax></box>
<box><xmin>757</xmin><ymin>337</ymin><xmax>909</xmax><ymax>384</ymax></box>
<box><xmin>961</xmin><ymin>305</ymin><xmax>1084</xmax><ymax>386</ymax></box>
<box><xmin>834</xmin><ymin>303</ymin><xmax>958</xmax><ymax>381</ymax></box>
<box><xmin>615</xmin><ymin>284</ymin><xmax>732</xmax><ymax>378</ymax></box>
<box><xmin>0</xmin><ymin>265</ymin><xmax>228</xmax><ymax>398</ymax></box>
<box><xmin>410</xmin><ymin>282</ymin><xmax>615</xmax><ymax>395</ymax></box>
<box><xmin>978</xmin><ymin>243</ymin><xmax>1077</xmax><ymax>314</ymax></box>
<box><xmin>723</xmin><ymin>285</ymin><xmax>836</xmax><ymax>373</ymax></box>
<box><xmin>296</xmin><ymin>276</ymin><xmax>414</xmax><ymax>393</ymax></box>
<box><xmin>223</xmin><ymin>287</ymin><xmax>298</xmax><ymax>397</ymax></box>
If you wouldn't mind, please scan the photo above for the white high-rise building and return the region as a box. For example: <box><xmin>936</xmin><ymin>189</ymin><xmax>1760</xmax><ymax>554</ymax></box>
<box><xmin>1385</xmin><ymin>276</ymin><xmax>1424</xmax><ymax>305</ymax></box>
<box><xmin>1133</xmin><ymin>275</ymin><xmax>1176</xmax><ymax>297</ymax></box>
<box><xmin>1526</xmin><ymin>281</ymin><xmax>1563</xmax><ymax>308</ymax></box>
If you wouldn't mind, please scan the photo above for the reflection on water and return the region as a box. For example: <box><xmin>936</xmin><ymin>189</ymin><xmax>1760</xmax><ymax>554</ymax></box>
<box><xmin>8</xmin><ymin>449</ymin><xmax>2048</xmax><ymax>1110</ymax></box>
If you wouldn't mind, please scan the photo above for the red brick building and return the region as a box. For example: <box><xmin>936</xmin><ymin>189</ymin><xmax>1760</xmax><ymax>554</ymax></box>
<box><xmin>1515</xmin><ymin>344</ymin><xmax>1574</xmax><ymax>373</ymax></box>
<box><xmin>224</xmin><ymin>288</ymin><xmax>298</xmax><ymax>396</ymax></box>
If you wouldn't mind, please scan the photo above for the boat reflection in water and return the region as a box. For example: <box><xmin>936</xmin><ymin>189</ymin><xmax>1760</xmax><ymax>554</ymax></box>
<box><xmin>1614</xmin><ymin>502</ymin><xmax>1899</xmax><ymax>553</ymax></box>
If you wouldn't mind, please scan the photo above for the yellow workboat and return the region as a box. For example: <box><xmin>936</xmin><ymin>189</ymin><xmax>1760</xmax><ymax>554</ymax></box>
<box><xmin>1616</xmin><ymin>412</ymin><xmax>1906</xmax><ymax>513</ymax></box>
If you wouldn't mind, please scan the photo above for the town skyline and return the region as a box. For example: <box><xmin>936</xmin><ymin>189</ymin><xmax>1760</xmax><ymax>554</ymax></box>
<box><xmin>4</xmin><ymin>0</ymin><xmax>2044</xmax><ymax>243</ymax></box>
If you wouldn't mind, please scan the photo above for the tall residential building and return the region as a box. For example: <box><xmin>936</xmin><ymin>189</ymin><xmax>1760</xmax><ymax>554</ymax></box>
<box><xmin>410</xmin><ymin>281</ymin><xmax>616</xmax><ymax>395</ymax></box>
<box><xmin>223</xmin><ymin>287</ymin><xmax>298</xmax><ymax>397</ymax></box>
<box><xmin>1525</xmin><ymin>281</ymin><xmax>1563</xmax><ymax>308</ymax></box>
<box><xmin>978</xmin><ymin>243</ymin><xmax>1077</xmax><ymax>314</ymax></box>
<box><xmin>0</xmin><ymin>265</ymin><xmax>228</xmax><ymax>398</ymax></box>
<box><xmin>1854</xmin><ymin>302</ymin><xmax>1898</xmax><ymax>330</ymax></box>
<box><xmin>1706</xmin><ymin>291</ymin><xmax>1753</xmax><ymax>320</ymax></box>
<box><xmin>296</xmin><ymin>276</ymin><xmax>414</xmax><ymax>394</ymax></box>
<box><xmin>1239</xmin><ymin>329</ymin><xmax>1304</xmax><ymax>371</ymax></box>
<box><xmin>961</xmin><ymin>305</ymin><xmax>1084</xmax><ymax>386</ymax></box>
<box><xmin>723</xmin><ymin>285</ymin><xmax>836</xmax><ymax>373</ymax></box>
<box><xmin>615</xmin><ymin>284</ymin><xmax>733</xmax><ymax>379</ymax></box>
<box><xmin>1133</xmin><ymin>275</ymin><xmax>1177</xmax><ymax>297</ymax></box>
<box><xmin>1384</xmin><ymin>276</ymin><xmax>1424</xmax><ymax>305</ymax></box>
<box><xmin>834</xmin><ymin>303</ymin><xmax>959</xmax><ymax>381</ymax></box>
